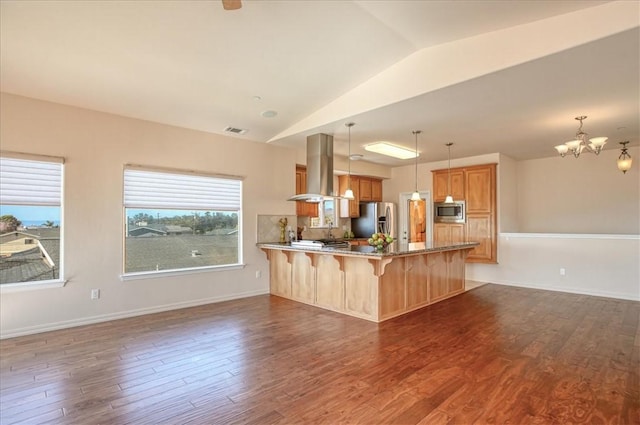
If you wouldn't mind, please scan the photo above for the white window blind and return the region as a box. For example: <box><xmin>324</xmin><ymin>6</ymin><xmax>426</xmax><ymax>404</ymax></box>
<box><xmin>0</xmin><ymin>157</ymin><xmax>63</xmax><ymax>206</ymax></box>
<box><xmin>124</xmin><ymin>168</ymin><xmax>242</xmax><ymax>211</ymax></box>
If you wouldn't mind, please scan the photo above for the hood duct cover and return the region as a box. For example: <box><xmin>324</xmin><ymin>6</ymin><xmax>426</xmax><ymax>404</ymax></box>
<box><xmin>288</xmin><ymin>133</ymin><xmax>336</xmax><ymax>203</ymax></box>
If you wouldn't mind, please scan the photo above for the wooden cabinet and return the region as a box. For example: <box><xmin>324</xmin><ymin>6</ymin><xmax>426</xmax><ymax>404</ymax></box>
<box><xmin>359</xmin><ymin>178</ymin><xmax>372</xmax><ymax>202</ymax></box>
<box><xmin>433</xmin><ymin>170</ymin><xmax>464</xmax><ymax>202</ymax></box>
<box><xmin>371</xmin><ymin>179</ymin><xmax>382</xmax><ymax>202</ymax></box>
<box><xmin>466</xmin><ymin>214</ymin><xmax>494</xmax><ymax>262</ymax></box>
<box><xmin>260</xmin><ymin>244</ymin><xmax>473</xmax><ymax>323</ymax></box>
<box><xmin>463</xmin><ymin>164</ymin><xmax>496</xmax><ymax>263</ymax></box>
<box><xmin>295</xmin><ymin>166</ymin><xmax>318</xmax><ymax>217</ymax></box>
<box><xmin>338</xmin><ymin>176</ymin><xmax>383</xmax><ymax>217</ymax></box>
<box><xmin>338</xmin><ymin>175</ymin><xmax>360</xmax><ymax>218</ymax></box>
<box><xmin>465</xmin><ymin>166</ymin><xmax>493</xmax><ymax>214</ymax></box>
<box><xmin>432</xmin><ymin>163</ymin><xmax>497</xmax><ymax>263</ymax></box>
<box><xmin>347</xmin><ymin>239</ymin><xmax>369</xmax><ymax>246</ymax></box>
<box><xmin>433</xmin><ymin>223</ymin><xmax>465</xmax><ymax>244</ymax></box>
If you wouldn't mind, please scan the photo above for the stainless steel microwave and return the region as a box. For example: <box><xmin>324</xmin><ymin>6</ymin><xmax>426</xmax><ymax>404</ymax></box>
<box><xmin>434</xmin><ymin>201</ymin><xmax>465</xmax><ymax>223</ymax></box>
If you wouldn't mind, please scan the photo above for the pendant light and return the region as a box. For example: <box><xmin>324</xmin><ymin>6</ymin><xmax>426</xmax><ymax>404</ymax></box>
<box><xmin>343</xmin><ymin>122</ymin><xmax>355</xmax><ymax>200</ymax></box>
<box><xmin>411</xmin><ymin>130</ymin><xmax>422</xmax><ymax>201</ymax></box>
<box><xmin>617</xmin><ymin>141</ymin><xmax>633</xmax><ymax>174</ymax></box>
<box><xmin>444</xmin><ymin>142</ymin><xmax>454</xmax><ymax>204</ymax></box>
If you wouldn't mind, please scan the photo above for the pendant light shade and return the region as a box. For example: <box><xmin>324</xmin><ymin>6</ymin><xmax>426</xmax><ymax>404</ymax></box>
<box><xmin>445</xmin><ymin>142</ymin><xmax>454</xmax><ymax>204</ymax></box>
<box><xmin>411</xmin><ymin>130</ymin><xmax>421</xmax><ymax>201</ymax></box>
<box><xmin>343</xmin><ymin>122</ymin><xmax>355</xmax><ymax>200</ymax></box>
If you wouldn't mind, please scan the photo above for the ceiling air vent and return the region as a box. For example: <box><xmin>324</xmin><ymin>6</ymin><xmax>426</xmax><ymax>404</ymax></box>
<box><xmin>224</xmin><ymin>126</ymin><xmax>247</xmax><ymax>135</ymax></box>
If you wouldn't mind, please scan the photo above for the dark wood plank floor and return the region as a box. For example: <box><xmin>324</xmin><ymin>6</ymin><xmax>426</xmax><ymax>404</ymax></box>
<box><xmin>1</xmin><ymin>284</ymin><xmax>639</xmax><ymax>424</ymax></box>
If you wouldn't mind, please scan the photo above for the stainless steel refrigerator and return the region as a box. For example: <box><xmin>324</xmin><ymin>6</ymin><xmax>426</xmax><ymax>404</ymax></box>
<box><xmin>352</xmin><ymin>202</ymin><xmax>397</xmax><ymax>239</ymax></box>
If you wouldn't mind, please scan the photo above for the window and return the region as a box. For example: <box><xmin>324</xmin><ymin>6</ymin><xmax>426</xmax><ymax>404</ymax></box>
<box><xmin>309</xmin><ymin>199</ymin><xmax>337</xmax><ymax>228</ymax></box>
<box><xmin>123</xmin><ymin>166</ymin><xmax>242</xmax><ymax>276</ymax></box>
<box><xmin>0</xmin><ymin>154</ymin><xmax>64</xmax><ymax>286</ymax></box>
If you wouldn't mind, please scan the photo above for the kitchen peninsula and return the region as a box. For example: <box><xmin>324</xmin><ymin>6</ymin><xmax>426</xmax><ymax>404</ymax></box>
<box><xmin>258</xmin><ymin>241</ymin><xmax>479</xmax><ymax>322</ymax></box>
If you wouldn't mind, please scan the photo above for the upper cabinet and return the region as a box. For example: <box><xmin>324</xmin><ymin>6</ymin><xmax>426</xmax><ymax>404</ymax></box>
<box><xmin>295</xmin><ymin>166</ymin><xmax>318</xmax><ymax>217</ymax></box>
<box><xmin>432</xmin><ymin>163</ymin><xmax>497</xmax><ymax>264</ymax></box>
<box><xmin>465</xmin><ymin>166</ymin><xmax>494</xmax><ymax>214</ymax></box>
<box><xmin>433</xmin><ymin>170</ymin><xmax>465</xmax><ymax>202</ymax></box>
<box><xmin>371</xmin><ymin>179</ymin><xmax>382</xmax><ymax>202</ymax></box>
<box><xmin>359</xmin><ymin>178</ymin><xmax>372</xmax><ymax>202</ymax></box>
<box><xmin>338</xmin><ymin>176</ymin><xmax>383</xmax><ymax>217</ymax></box>
<box><xmin>338</xmin><ymin>175</ymin><xmax>360</xmax><ymax>217</ymax></box>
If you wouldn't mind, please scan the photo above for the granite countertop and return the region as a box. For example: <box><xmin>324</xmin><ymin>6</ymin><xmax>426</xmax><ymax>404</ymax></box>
<box><xmin>257</xmin><ymin>240</ymin><xmax>479</xmax><ymax>257</ymax></box>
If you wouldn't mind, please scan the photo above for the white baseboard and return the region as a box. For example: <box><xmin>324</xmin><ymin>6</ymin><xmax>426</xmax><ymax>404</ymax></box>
<box><xmin>1</xmin><ymin>289</ymin><xmax>269</xmax><ymax>340</ymax></box>
<box><xmin>475</xmin><ymin>278</ymin><xmax>640</xmax><ymax>302</ymax></box>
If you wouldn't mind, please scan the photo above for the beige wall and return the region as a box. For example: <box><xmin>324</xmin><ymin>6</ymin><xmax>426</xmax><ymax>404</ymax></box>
<box><xmin>517</xmin><ymin>147</ymin><xmax>640</xmax><ymax>234</ymax></box>
<box><xmin>0</xmin><ymin>93</ymin><xmax>296</xmax><ymax>338</ymax></box>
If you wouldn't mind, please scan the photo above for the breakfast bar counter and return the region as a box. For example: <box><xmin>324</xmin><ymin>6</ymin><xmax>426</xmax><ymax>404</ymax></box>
<box><xmin>258</xmin><ymin>241</ymin><xmax>479</xmax><ymax>322</ymax></box>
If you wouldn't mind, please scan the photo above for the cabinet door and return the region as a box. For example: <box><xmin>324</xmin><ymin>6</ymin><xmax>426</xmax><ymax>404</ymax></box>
<box><xmin>466</xmin><ymin>214</ymin><xmax>494</xmax><ymax>262</ymax></box>
<box><xmin>338</xmin><ymin>175</ymin><xmax>360</xmax><ymax>218</ymax></box>
<box><xmin>371</xmin><ymin>179</ymin><xmax>382</xmax><ymax>202</ymax></box>
<box><xmin>432</xmin><ymin>170</ymin><xmax>464</xmax><ymax>202</ymax></box>
<box><xmin>433</xmin><ymin>223</ymin><xmax>449</xmax><ymax>244</ymax></box>
<box><xmin>465</xmin><ymin>165</ymin><xmax>495</xmax><ymax>214</ymax></box>
<box><xmin>433</xmin><ymin>171</ymin><xmax>449</xmax><ymax>202</ymax></box>
<box><xmin>433</xmin><ymin>223</ymin><xmax>465</xmax><ymax>244</ymax></box>
<box><xmin>450</xmin><ymin>224</ymin><xmax>465</xmax><ymax>243</ymax></box>
<box><xmin>295</xmin><ymin>170</ymin><xmax>305</xmax><ymax>216</ymax></box>
<box><xmin>295</xmin><ymin>167</ymin><xmax>318</xmax><ymax>217</ymax></box>
<box><xmin>359</xmin><ymin>178</ymin><xmax>372</xmax><ymax>202</ymax></box>
<box><xmin>450</xmin><ymin>171</ymin><xmax>465</xmax><ymax>201</ymax></box>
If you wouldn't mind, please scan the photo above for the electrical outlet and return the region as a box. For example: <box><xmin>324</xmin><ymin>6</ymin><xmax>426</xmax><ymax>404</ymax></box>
<box><xmin>91</xmin><ymin>289</ymin><xmax>100</xmax><ymax>300</ymax></box>
<box><xmin>256</xmin><ymin>270</ymin><xmax>262</xmax><ymax>279</ymax></box>
<box><xmin>560</xmin><ymin>268</ymin><xmax>566</xmax><ymax>276</ymax></box>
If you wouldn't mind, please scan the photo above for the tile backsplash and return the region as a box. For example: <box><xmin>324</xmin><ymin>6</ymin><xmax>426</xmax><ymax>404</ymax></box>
<box><xmin>256</xmin><ymin>215</ymin><xmax>296</xmax><ymax>243</ymax></box>
<box><xmin>257</xmin><ymin>215</ymin><xmax>352</xmax><ymax>242</ymax></box>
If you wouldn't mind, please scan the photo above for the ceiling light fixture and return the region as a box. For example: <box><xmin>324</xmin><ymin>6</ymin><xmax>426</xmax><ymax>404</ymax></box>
<box><xmin>261</xmin><ymin>110</ymin><xmax>277</xmax><ymax>118</ymax></box>
<box><xmin>364</xmin><ymin>142</ymin><xmax>418</xmax><ymax>160</ymax></box>
<box><xmin>411</xmin><ymin>131</ymin><xmax>422</xmax><ymax>202</ymax></box>
<box><xmin>445</xmin><ymin>142</ymin><xmax>454</xmax><ymax>204</ymax></box>
<box><xmin>617</xmin><ymin>141</ymin><xmax>633</xmax><ymax>174</ymax></box>
<box><xmin>554</xmin><ymin>116</ymin><xmax>607</xmax><ymax>158</ymax></box>
<box><xmin>343</xmin><ymin>123</ymin><xmax>355</xmax><ymax>200</ymax></box>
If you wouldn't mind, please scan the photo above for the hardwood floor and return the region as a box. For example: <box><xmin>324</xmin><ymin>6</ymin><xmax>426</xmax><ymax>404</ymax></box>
<box><xmin>1</xmin><ymin>284</ymin><xmax>638</xmax><ymax>424</ymax></box>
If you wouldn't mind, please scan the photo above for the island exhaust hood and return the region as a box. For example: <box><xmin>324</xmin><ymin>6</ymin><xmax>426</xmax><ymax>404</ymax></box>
<box><xmin>288</xmin><ymin>133</ymin><xmax>337</xmax><ymax>203</ymax></box>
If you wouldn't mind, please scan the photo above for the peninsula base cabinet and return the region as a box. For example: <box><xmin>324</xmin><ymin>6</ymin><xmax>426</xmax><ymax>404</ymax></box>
<box><xmin>260</xmin><ymin>246</ymin><xmax>473</xmax><ymax>323</ymax></box>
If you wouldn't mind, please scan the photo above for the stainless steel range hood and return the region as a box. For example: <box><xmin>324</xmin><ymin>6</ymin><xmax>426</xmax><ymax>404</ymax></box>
<box><xmin>288</xmin><ymin>133</ymin><xmax>337</xmax><ymax>203</ymax></box>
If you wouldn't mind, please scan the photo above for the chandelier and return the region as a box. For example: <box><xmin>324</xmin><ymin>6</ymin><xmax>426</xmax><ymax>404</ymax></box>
<box><xmin>554</xmin><ymin>116</ymin><xmax>607</xmax><ymax>158</ymax></box>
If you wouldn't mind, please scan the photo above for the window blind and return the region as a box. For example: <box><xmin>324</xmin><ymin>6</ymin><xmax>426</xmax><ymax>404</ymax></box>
<box><xmin>124</xmin><ymin>168</ymin><xmax>242</xmax><ymax>211</ymax></box>
<box><xmin>0</xmin><ymin>157</ymin><xmax>63</xmax><ymax>206</ymax></box>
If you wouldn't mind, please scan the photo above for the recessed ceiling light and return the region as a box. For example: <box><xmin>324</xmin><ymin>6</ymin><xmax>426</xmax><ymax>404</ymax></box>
<box><xmin>252</xmin><ymin>95</ymin><xmax>262</xmax><ymax>101</ymax></box>
<box><xmin>261</xmin><ymin>110</ymin><xmax>278</xmax><ymax>118</ymax></box>
<box><xmin>364</xmin><ymin>142</ymin><xmax>418</xmax><ymax>159</ymax></box>
<box><xmin>349</xmin><ymin>154</ymin><xmax>363</xmax><ymax>161</ymax></box>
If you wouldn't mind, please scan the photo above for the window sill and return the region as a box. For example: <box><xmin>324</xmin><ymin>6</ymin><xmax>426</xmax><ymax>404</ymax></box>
<box><xmin>0</xmin><ymin>279</ymin><xmax>68</xmax><ymax>293</ymax></box>
<box><xmin>120</xmin><ymin>263</ymin><xmax>246</xmax><ymax>281</ymax></box>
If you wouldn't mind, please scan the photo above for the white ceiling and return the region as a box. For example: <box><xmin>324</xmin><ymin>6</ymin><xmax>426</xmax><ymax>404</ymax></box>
<box><xmin>1</xmin><ymin>0</ymin><xmax>638</xmax><ymax>167</ymax></box>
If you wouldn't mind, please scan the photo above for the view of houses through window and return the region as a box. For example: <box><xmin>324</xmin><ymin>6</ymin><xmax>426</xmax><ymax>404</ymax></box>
<box><xmin>123</xmin><ymin>167</ymin><xmax>242</xmax><ymax>275</ymax></box>
<box><xmin>125</xmin><ymin>209</ymin><xmax>239</xmax><ymax>273</ymax></box>
<box><xmin>0</xmin><ymin>156</ymin><xmax>63</xmax><ymax>285</ymax></box>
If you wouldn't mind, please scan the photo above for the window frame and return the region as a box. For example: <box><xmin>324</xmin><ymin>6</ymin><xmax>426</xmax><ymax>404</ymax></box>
<box><xmin>0</xmin><ymin>152</ymin><xmax>66</xmax><ymax>292</ymax></box>
<box><xmin>121</xmin><ymin>165</ymin><xmax>244</xmax><ymax>280</ymax></box>
<box><xmin>309</xmin><ymin>198</ymin><xmax>338</xmax><ymax>229</ymax></box>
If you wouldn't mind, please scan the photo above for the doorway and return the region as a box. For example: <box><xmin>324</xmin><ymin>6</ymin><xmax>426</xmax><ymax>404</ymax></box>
<box><xmin>398</xmin><ymin>191</ymin><xmax>432</xmax><ymax>244</ymax></box>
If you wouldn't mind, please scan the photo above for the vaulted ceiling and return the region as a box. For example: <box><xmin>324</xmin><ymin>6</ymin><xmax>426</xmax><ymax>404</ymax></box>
<box><xmin>1</xmin><ymin>1</ymin><xmax>638</xmax><ymax>166</ymax></box>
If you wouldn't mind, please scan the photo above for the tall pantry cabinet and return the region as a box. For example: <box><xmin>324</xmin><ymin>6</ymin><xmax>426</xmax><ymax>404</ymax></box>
<box><xmin>432</xmin><ymin>163</ymin><xmax>497</xmax><ymax>263</ymax></box>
